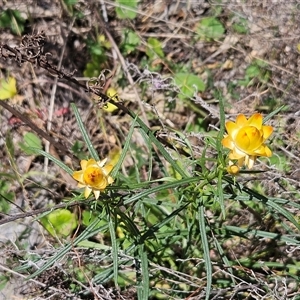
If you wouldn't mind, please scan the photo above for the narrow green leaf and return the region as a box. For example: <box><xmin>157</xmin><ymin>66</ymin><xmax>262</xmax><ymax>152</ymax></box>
<box><xmin>198</xmin><ymin>206</ymin><xmax>212</xmax><ymax>300</ymax></box>
<box><xmin>141</xmin><ymin>203</ymin><xmax>189</xmax><ymax>242</ymax></box>
<box><xmin>217</xmin><ymin>170</ymin><xmax>225</xmax><ymax>218</ymax></box>
<box><xmin>107</xmin><ymin>206</ymin><xmax>119</xmax><ymax>287</ymax></box>
<box><xmin>123</xmin><ymin>177</ymin><xmax>200</xmax><ymax>205</ymax></box>
<box><xmin>110</xmin><ymin>116</ymin><xmax>137</xmax><ymax>178</ymax></box>
<box><xmin>5</xmin><ymin>131</ymin><xmax>14</xmax><ymax>157</ymax></box>
<box><xmin>92</xmin><ymin>267</ymin><xmax>114</xmax><ymax>284</ymax></box>
<box><xmin>225</xmin><ymin>225</ymin><xmax>300</xmax><ymax>245</ymax></box>
<box><xmin>19</xmin><ymin>132</ymin><xmax>43</xmax><ymax>155</ymax></box>
<box><xmin>138</xmin><ymin>244</ymin><xmax>149</xmax><ymax>300</ymax></box>
<box><xmin>266</xmin><ymin>199</ymin><xmax>300</xmax><ymax>231</ymax></box>
<box><xmin>213</xmin><ymin>236</ymin><xmax>235</xmax><ymax>282</ymax></box>
<box><xmin>28</xmin><ymin>148</ymin><xmax>73</xmax><ymax>175</ymax></box>
<box><xmin>215</xmin><ymin>95</ymin><xmax>226</xmax><ymax>219</ymax></box>
<box><xmin>71</xmin><ymin>103</ymin><xmax>99</xmax><ymax>161</ymax></box>
<box><xmin>263</xmin><ymin>105</ymin><xmax>285</xmax><ymax>123</ymax></box>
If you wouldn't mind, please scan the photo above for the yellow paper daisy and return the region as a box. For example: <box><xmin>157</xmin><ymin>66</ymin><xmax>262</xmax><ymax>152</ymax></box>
<box><xmin>222</xmin><ymin>113</ymin><xmax>273</xmax><ymax>169</ymax></box>
<box><xmin>73</xmin><ymin>158</ymin><xmax>114</xmax><ymax>199</ymax></box>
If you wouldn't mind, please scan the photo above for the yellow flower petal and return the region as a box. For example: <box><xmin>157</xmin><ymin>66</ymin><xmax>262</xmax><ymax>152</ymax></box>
<box><xmin>247</xmin><ymin>113</ymin><xmax>263</xmax><ymax>129</ymax></box>
<box><xmin>264</xmin><ymin>146</ymin><xmax>272</xmax><ymax>157</ymax></box>
<box><xmin>107</xmin><ymin>176</ymin><xmax>114</xmax><ymax>185</ymax></box>
<box><xmin>235</xmin><ymin>114</ymin><xmax>248</xmax><ymax>127</ymax></box>
<box><xmin>235</xmin><ymin>126</ymin><xmax>263</xmax><ymax>152</ymax></box>
<box><xmin>244</xmin><ymin>155</ymin><xmax>256</xmax><ymax>169</ymax></box>
<box><xmin>97</xmin><ymin>158</ymin><xmax>108</xmax><ymax>168</ymax></box>
<box><xmin>102</xmin><ymin>164</ymin><xmax>114</xmax><ymax>176</ymax></box>
<box><xmin>225</xmin><ymin>121</ymin><xmax>239</xmax><ymax>139</ymax></box>
<box><xmin>254</xmin><ymin>145</ymin><xmax>272</xmax><ymax>157</ymax></box>
<box><xmin>80</xmin><ymin>159</ymin><xmax>88</xmax><ymax>169</ymax></box>
<box><xmin>73</xmin><ymin>170</ymin><xmax>84</xmax><ymax>182</ymax></box>
<box><xmin>93</xmin><ymin>190</ymin><xmax>101</xmax><ymax>200</ymax></box>
<box><xmin>229</xmin><ymin>147</ymin><xmax>246</xmax><ymax>160</ymax></box>
<box><xmin>94</xmin><ymin>178</ymin><xmax>109</xmax><ymax>190</ymax></box>
<box><xmin>86</xmin><ymin>159</ymin><xmax>98</xmax><ymax>168</ymax></box>
<box><xmin>262</xmin><ymin>125</ymin><xmax>273</xmax><ymax>140</ymax></box>
<box><xmin>237</xmin><ymin>157</ymin><xmax>245</xmax><ymax>167</ymax></box>
<box><xmin>84</xmin><ymin>186</ymin><xmax>92</xmax><ymax>198</ymax></box>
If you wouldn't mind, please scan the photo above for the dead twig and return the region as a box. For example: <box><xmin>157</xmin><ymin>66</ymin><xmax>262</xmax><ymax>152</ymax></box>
<box><xmin>0</xmin><ymin>200</ymin><xmax>83</xmax><ymax>226</ymax></box>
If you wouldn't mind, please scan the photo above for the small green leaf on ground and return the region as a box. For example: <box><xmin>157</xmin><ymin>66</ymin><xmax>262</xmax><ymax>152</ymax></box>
<box><xmin>232</xmin><ymin>17</ymin><xmax>249</xmax><ymax>34</ymax></box>
<box><xmin>41</xmin><ymin>209</ymin><xmax>78</xmax><ymax>237</ymax></box>
<box><xmin>174</xmin><ymin>73</ymin><xmax>205</xmax><ymax>99</ymax></box>
<box><xmin>196</xmin><ymin>17</ymin><xmax>225</xmax><ymax>40</ymax></box>
<box><xmin>121</xmin><ymin>29</ymin><xmax>141</xmax><ymax>54</ymax></box>
<box><xmin>19</xmin><ymin>132</ymin><xmax>42</xmax><ymax>155</ymax></box>
<box><xmin>115</xmin><ymin>0</ymin><xmax>137</xmax><ymax>19</ymax></box>
<box><xmin>146</xmin><ymin>37</ymin><xmax>165</xmax><ymax>59</ymax></box>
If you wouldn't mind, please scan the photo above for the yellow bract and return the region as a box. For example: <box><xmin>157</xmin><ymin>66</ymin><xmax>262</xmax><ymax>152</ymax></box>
<box><xmin>73</xmin><ymin>158</ymin><xmax>114</xmax><ymax>199</ymax></box>
<box><xmin>222</xmin><ymin>113</ymin><xmax>273</xmax><ymax>169</ymax></box>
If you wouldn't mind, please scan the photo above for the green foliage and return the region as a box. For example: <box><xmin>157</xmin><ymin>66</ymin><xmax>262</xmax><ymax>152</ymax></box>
<box><xmin>83</xmin><ymin>35</ymin><xmax>111</xmax><ymax>77</ymax></box>
<box><xmin>120</xmin><ymin>29</ymin><xmax>141</xmax><ymax>55</ymax></box>
<box><xmin>62</xmin><ymin>0</ymin><xmax>84</xmax><ymax>17</ymax></box>
<box><xmin>269</xmin><ymin>153</ymin><xmax>290</xmax><ymax>172</ymax></box>
<box><xmin>5</xmin><ymin>131</ymin><xmax>15</xmax><ymax>159</ymax></box>
<box><xmin>196</xmin><ymin>17</ymin><xmax>225</xmax><ymax>40</ymax></box>
<box><xmin>238</xmin><ymin>59</ymin><xmax>271</xmax><ymax>87</ymax></box>
<box><xmin>174</xmin><ymin>73</ymin><xmax>205</xmax><ymax>100</ymax></box>
<box><xmin>63</xmin><ymin>0</ymin><xmax>77</xmax><ymax>6</ymax></box>
<box><xmin>71</xmin><ymin>140</ymin><xmax>86</xmax><ymax>159</ymax></box>
<box><xmin>0</xmin><ymin>9</ymin><xmax>26</xmax><ymax>35</ymax></box>
<box><xmin>19</xmin><ymin>132</ymin><xmax>42</xmax><ymax>155</ymax></box>
<box><xmin>0</xmin><ymin>179</ymin><xmax>14</xmax><ymax>214</ymax></box>
<box><xmin>0</xmin><ymin>274</ymin><xmax>10</xmax><ymax>291</ymax></box>
<box><xmin>115</xmin><ymin>0</ymin><xmax>138</xmax><ymax>19</ymax></box>
<box><xmin>232</xmin><ymin>16</ymin><xmax>249</xmax><ymax>34</ymax></box>
<box><xmin>146</xmin><ymin>37</ymin><xmax>165</xmax><ymax>59</ymax></box>
<box><xmin>41</xmin><ymin>209</ymin><xmax>78</xmax><ymax>237</ymax></box>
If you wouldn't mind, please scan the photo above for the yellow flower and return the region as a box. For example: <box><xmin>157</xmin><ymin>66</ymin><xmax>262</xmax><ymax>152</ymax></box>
<box><xmin>73</xmin><ymin>158</ymin><xmax>114</xmax><ymax>199</ymax></box>
<box><xmin>222</xmin><ymin>113</ymin><xmax>273</xmax><ymax>169</ymax></box>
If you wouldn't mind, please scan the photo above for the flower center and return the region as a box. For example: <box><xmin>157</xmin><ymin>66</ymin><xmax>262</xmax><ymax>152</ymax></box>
<box><xmin>83</xmin><ymin>166</ymin><xmax>104</xmax><ymax>186</ymax></box>
<box><xmin>235</xmin><ymin>126</ymin><xmax>263</xmax><ymax>152</ymax></box>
